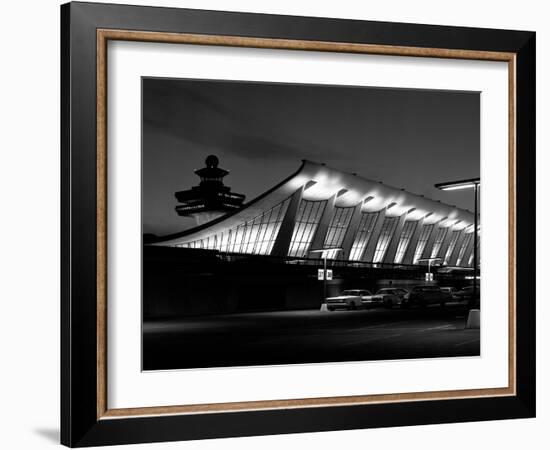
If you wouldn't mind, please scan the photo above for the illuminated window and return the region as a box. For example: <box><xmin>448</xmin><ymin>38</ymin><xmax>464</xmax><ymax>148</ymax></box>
<box><xmin>373</xmin><ymin>216</ymin><xmax>399</xmax><ymax>263</ymax></box>
<box><xmin>323</xmin><ymin>206</ymin><xmax>354</xmax><ymax>257</ymax></box>
<box><xmin>178</xmin><ymin>197</ymin><xmax>290</xmax><ymax>255</ymax></box>
<box><xmin>243</xmin><ymin>198</ymin><xmax>291</xmax><ymax>255</ymax></box>
<box><xmin>220</xmin><ymin>232</ymin><xmax>229</xmax><ymax>252</ymax></box>
<box><xmin>288</xmin><ymin>200</ymin><xmax>327</xmax><ymax>257</ymax></box>
<box><xmin>394</xmin><ymin>220</ymin><xmax>417</xmax><ymax>264</ymax></box>
<box><xmin>413</xmin><ymin>224</ymin><xmax>434</xmax><ymax>264</ymax></box>
<box><xmin>349</xmin><ymin>212</ymin><xmax>379</xmax><ymax>261</ymax></box>
<box><xmin>205</xmin><ymin>235</ymin><xmax>218</xmax><ymax>250</ymax></box>
<box><xmin>430</xmin><ymin>227</ymin><xmax>448</xmax><ymax>259</ymax></box>
<box><xmin>455</xmin><ymin>232</ymin><xmax>473</xmax><ymax>266</ymax></box>
<box><xmin>443</xmin><ymin>230</ymin><xmax>461</xmax><ymax>265</ymax></box>
<box><xmin>468</xmin><ymin>236</ymin><xmax>480</xmax><ymax>266</ymax></box>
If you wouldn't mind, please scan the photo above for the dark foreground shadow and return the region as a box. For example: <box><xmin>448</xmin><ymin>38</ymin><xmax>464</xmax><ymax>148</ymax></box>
<box><xmin>143</xmin><ymin>307</ymin><xmax>479</xmax><ymax>370</ymax></box>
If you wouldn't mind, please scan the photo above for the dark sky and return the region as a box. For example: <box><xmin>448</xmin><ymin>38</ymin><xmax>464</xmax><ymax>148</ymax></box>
<box><xmin>143</xmin><ymin>78</ymin><xmax>479</xmax><ymax>235</ymax></box>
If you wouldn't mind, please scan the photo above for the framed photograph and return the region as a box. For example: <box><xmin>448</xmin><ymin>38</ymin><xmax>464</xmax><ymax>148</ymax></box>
<box><xmin>61</xmin><ymin>2</ymin><xmax>536</xmax><ymax>447</ymax></box>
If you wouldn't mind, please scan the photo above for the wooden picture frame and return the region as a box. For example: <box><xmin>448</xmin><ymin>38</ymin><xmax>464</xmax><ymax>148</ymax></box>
<box><xmin>61</xmin><ymin>2</ymin><xmax>535</xmax><ymax>446</ymax></box>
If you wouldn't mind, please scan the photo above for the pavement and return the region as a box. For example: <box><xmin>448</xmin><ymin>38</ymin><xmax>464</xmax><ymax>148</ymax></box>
<box><xmin>143</xmin><ymin>305</ymin><xmax>480</xmax><ymax>370</ymax></box>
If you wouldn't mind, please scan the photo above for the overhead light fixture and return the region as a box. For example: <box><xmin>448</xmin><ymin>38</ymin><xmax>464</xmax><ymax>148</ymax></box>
<box><xmin>434</xmin><ymin>178</ymin><xmax>480</xmax><ymax>191</ymax></box>
<box><xmin>310</xmin><ymin>247</ymin><xmax>343</xmax><ymax>258</ymax></box>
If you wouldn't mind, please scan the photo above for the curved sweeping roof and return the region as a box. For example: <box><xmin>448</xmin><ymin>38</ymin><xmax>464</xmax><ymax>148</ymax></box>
<box><xmin>153</xmin><ymin>160</ymin><xmax>475</xmax><ymax>248</ymax></box>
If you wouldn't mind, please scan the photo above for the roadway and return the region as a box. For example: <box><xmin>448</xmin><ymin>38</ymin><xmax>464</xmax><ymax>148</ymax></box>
<box><xmin>143</xmin><ymin>304</ymin><xmax>480</xmax><ymax>370</ymax></box>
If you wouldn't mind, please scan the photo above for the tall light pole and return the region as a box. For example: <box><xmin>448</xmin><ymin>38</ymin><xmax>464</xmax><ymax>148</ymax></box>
<box><xmin>435</xmin><ymin>178</ymin><xmax>480</xmax><ymax>305</ymax></box>
<box><xmin>310</xmin><ymin>247</ymin><xmax>343</xmax><ymax>303</ymax></box>
<box><xmin>417</xmin><ymin>257</ymin><xmax>442</xmax><ymax>282</ymax></box>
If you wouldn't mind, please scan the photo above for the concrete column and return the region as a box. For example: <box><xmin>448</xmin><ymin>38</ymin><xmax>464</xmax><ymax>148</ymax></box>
<box><xmin>383</xmin><ymin>212</ymin><xmax>408</xmax><ymax>264</ymax></box>
<box><xmin>362</xmin><ymin>207</ymin><xmax>387</xmax><ymax>262</ymax></box>
<box><xmin>402</xmin><ymin>218</ymin><xmax>425</xmax><ymax>265</ymax></box>
<box><xmin>340</xmin><ymin>202</ymin><xmax>364</xmax><ymax>260</ymax></box>
<box><xmin>308</xmin><ymin>193</ymin><xmax>337</xmax><ymax>257</ymax></box>
<box><xmin>436</xmin><ymin>227</ymin><xmax>455</xmax><ymax>261</ymax></box>
<box><xmin>464</xmin><ymin>232</ymin><xmax>479</xmax><ymax>267</ymax></box>
<box><xmin>447</xmin><ymin>229</ymin><xmax>466</xmax><ymax>266</ymax></box>
<box><xmin>270</xmin><ymin>187</ymin><xmax>303</xmax><ymax>257</ymax></box>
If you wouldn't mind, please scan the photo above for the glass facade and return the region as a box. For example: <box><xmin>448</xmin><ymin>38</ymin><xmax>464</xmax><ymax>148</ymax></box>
<box><xmin>456</xmin><ymin>232</ymin><xmax>473</xmax><ymax>266</ymax></box>
<box><xmin>373</xmin><ymin>216</ymin><xmax>399</xmax><ymax>263</ymax></box>
<box><xmin>349</xmin><ymin>212</ymin><xmax>379</xmax><ymax>261</ymax></box>
<box><xmin>413</xmin><ymin>223</ymin><xmax>434</xmax><ymax>264</ymax></box>
<box><xmin>177</xmin><ymin>197</ymin><xmax>290</xmax><ymax>255</ymax></box>
<box><xmin>443</xmin><ymin>230</ymin><xmax>461</xmax><ymax>265</ymax></box>
<box><xmin>174</xmin><ymin>187</ymin><xmax>478</xmax><ymax>267</ymax></box>
<box><xmin>430</xmin><ymin>227</ymin><xmax>448</xmax><ymax>259</ymax></box>
<box><xmin>394</xmin><ymin>220</ymin><xmax>417</xmax><ymax>264</ymax></box>
<box><xmin>323</xmin><ymin>206</ymin><xmax>355</xmax><ymax>257</ymax></box>
<box><xmin>288</xmin><ymin>200</ymin><xmax>327</xmax><ymax>258</ymax></box>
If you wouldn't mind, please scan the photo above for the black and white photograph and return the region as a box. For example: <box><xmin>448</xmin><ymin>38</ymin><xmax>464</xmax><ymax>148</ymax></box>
<box><xmin>142</xmin><ymin>77</ymin><xmax>481</xmax><ymax>371</ymax></box>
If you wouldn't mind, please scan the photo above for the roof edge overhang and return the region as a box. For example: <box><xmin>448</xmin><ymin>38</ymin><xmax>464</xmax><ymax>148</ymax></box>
<box><xmin>150</xmin><ymin>159</ymin><xmax>477</xmax><ymax>246</ymax></box>
<box><xmin>150</xmin><ymin>160</ymin><xmax>308</xmax><ymax>244</ymax></box>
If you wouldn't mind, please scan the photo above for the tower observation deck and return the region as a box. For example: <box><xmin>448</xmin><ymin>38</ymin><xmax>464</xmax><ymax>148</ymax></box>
<box><xmin>175</xmin><ymin>155</ymin><xmax>246</xmax><ymax>226</ymax></box>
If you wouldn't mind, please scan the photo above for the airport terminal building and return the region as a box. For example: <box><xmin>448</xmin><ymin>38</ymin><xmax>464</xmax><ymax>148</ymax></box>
<box><xmin>152</xmin><ymin>159</ymin><xmax>478</xmax><ymax>269</ymax></box>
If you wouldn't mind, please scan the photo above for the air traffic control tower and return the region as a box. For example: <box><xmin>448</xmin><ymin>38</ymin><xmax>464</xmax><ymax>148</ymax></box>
<box><xmin>175</xmin><ymin>155</ymin><xmax>246</xmax><ymax>226</ymax></box>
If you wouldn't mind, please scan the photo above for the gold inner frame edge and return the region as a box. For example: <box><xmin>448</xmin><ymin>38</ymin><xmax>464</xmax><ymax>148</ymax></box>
<box><xmin>95</xmin><ymin>28</ymin><xmax>517</xmax><ymax>420</ymax></box>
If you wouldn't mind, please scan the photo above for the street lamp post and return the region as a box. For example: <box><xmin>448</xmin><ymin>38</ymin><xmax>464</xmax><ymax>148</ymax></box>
<box><xmin>310</xmin><ymin>247</ymin><xmax>343</xmax><ymax>304</ymax></box>
<box><xmin>435</xmin><ymin>178</ymin><xmax>480</xmax><ymax>306</ymax></box>
<box><xmin>417</xmin><ymin>257</ymin><xmax>442</xmax><ymax>282</ymax></box>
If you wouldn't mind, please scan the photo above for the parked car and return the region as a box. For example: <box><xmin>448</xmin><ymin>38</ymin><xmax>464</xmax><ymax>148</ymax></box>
<box><xmin>455</xmin><ymin>286</ymin><xmax>480</xmax><ymax>307</ymax></box>
<box><xmin>371</xmin><ymin>288</ymin><xmax>409</xmax><ymax>309</ymax></box>
<box><xmin>440</xmin><ymin>286</ymin><xmax>461</xmax><ymax>300</ymax></box>
<box><xmin>401</xmin><ymin>285</ymin><xmax>453</xmax><ymax>308</ymax></box>
<box><xmin>325</xmin><ymin>289</ymin><xmax>373</xmax><ymax>311</ymax></box>
<box><xmin>455</xmin><ymin>285</ymin><xmax>478</xmax><ymax>298</ymax></box>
